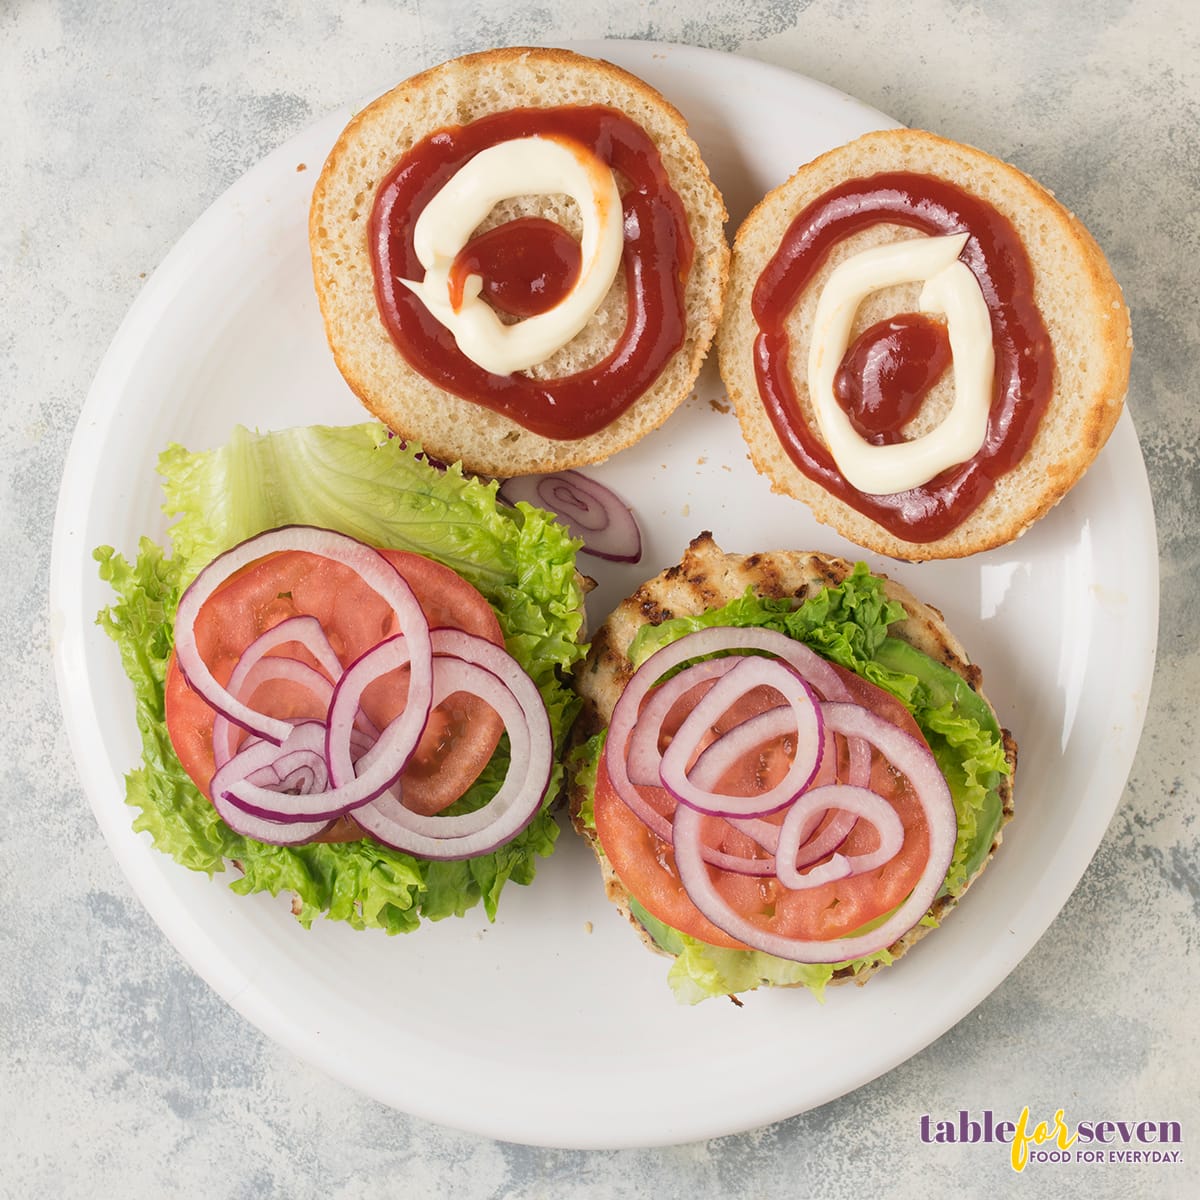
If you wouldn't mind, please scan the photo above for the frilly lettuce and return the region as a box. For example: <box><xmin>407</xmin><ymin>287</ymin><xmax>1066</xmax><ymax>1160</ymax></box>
<box><xmin>96</xmin><ymin>423</ymin><xmax>585</xmax><ymax>932</ymax></box>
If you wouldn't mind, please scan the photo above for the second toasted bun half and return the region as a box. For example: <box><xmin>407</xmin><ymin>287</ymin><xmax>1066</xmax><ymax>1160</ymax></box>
<box><xmin>718</xmin><ymin>128</ymin><xmax>1132</xmax><ymax>560</ymax></box>
<box><xmin>310</xmin><ymin>47</ymin><xmax>729</xmax><ymax>478</ymax></box>
<box><xmin>568</xmin><ymin>533</ymin><xmax>1017</xmax><ymax>991</ymax></box>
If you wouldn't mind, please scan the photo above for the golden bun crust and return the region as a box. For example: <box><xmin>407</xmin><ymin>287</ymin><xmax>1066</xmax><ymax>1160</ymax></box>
<box><xmin>310</xmin><ymin>47</ymin><xmax>729</xmax><ymax>478</ymax></box>
<box><xmin>568</xmin><ymin>533</ymin><xmax>1017</xmax><ymax>992</ymax></box>
<box><xmin>717</xmin><ymin>128</ymin><xmax>1132</xmax><ymax>560</ymax></box>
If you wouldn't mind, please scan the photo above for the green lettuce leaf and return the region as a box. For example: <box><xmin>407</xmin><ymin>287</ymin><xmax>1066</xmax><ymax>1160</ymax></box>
<box><xmin>628</xmin><ymin>898</ymin><xmax>858</xmax><ymax>1003</ymax></box>
<box><xmin>96</xmin><ymin>423</ymin><xmax>585</xmax><ymax>932</ymax></box>
<box><xmin>580</xmin><ymin>566</ymin><xmax>1009</xmax><ymax>1002</ymax></box>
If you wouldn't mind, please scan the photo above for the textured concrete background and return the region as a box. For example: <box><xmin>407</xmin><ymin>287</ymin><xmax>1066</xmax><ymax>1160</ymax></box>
<box><xmin>3</xmin><ymin>0</ymin><xmax>1197</xmax><ymax>1196</ymax></box>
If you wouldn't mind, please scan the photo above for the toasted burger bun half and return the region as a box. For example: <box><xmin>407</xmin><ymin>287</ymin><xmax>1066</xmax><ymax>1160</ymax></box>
<box><xmin>310</xmin><ymin>47</ymin><xmax>729</xmax><ymax>478</ymax></box>
<box><xmin>718</xmin><ymin>128</ymin><xmax>1132</xmax><ymax>560</ymax></box>
<box><xmin>569</xmin><ymin>534</ymin><xmax>1017</xmax><ymax>993</ymax></box>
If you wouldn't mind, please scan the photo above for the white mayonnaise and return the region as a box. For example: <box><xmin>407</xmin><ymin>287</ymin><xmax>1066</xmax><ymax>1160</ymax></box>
<box><xmin>400</xmin><ymin>136</ymin><xmax>623</xmax><ymax>376</ymax></box>
<box><xmin>807</xmin><ymin>232</ymin><xmax>995</xmax><ymax>494</ymax></box>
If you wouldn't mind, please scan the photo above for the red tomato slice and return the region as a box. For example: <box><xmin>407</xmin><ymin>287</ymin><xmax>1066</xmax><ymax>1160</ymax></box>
<box><xmin>594</xmin><ymin>658</ymin><xmax>933</xmax><ymax>950</ymax></box>
<box><xmin>165</xmin><ymin>547</ymin><xmax>505</xmax><ymax>835</ymax></box>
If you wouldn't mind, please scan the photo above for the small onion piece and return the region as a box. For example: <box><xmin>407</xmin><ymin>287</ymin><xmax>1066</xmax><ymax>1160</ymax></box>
<box><xmin>210</xmin><ymin>721</ymin><xmax>336</xmax><ymax>839</ymax></box>
<box><xmin>499</xmin><ymin>470</ymin><xmax>642</xmax><ymax>563</ymax></box>
<box><xmin>670</xmin><ymin>701</ymin><xmax>957</xmax><ymax>964</ymax></box>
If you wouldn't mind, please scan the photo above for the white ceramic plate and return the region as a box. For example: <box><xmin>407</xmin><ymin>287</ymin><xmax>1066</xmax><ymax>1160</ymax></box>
<box><xmin>50</xmin><ymin>41</ymin><xmax>1157</xmax><ymax>1148</ymax></box>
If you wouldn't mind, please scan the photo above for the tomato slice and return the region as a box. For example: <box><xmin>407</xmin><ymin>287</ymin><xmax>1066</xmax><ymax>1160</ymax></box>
<box><xmin>593</xmin><ymin>658</ymin><xmax>933</xmax><ymax>950</ymax></box>
<box><xmin>165</xmin><ymin>547</ymin><xmax>505</xmax><ymax>832</ymax></box>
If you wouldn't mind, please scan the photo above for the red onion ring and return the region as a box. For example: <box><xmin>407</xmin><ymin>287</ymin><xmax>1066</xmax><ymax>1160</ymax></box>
<box><xmin>499</xmin><ymin>471</ymin><xmax>642</xmax><ymax>563</ymax></box>
<box><xmin>226</xmin><ymin>590</ymin><xmax>433</xmax><ymax>815</ymax></box>
<box><xmin>177</xmin><ymin>528</ymin><xmax>554</xmax><ymax>860</ymax></box>
<box><xmin>671</xmin><ymin>701</ymin><xmax>956</xmax><ymax>963</ymax></box>
<box><xmin>658</xmin><ymin>657</ymin><xmax>823</xmax><ymax>818</ymax></box>
<box><xmin>625</xmin><ymin>658</ymin><xmax>740</xmax><ymax>787</ymax></box>
<box><xmin>605</xmin><ymin>626</ymin><xmax>856</xmax><ymax>871</ymax></box>
<box><xmin>210</xmin><ymin>722</ymin><xmax>337</xmax><ymax>837</ymax></box>
<box><xmin>352</xmin><ymin>629</ymin><xmax>553</xmax><ymax>859</ymax></box>
<box><xmin>175</xmin><ymin>526</ymin><xmax>432</xmax><ymax>748</ymax></box>
<box><xmin>212</xmin><ymin>656</ymin><xmax>334</xmax><ymax>768</ymax></box>
<box><xmin>774</xmin><ymin>784</ymin><xmax>904</xmax><ymax>890</ymax></box>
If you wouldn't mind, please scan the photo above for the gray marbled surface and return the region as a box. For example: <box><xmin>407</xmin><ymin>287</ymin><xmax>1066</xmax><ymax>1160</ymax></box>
<box><xmin>3</xmin><ymin>1</ymin><xmax>1197</xmax><ymax>1196</ymax></box>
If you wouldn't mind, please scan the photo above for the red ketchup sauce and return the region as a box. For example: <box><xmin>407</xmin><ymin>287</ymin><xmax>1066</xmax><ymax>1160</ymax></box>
<box><xmin>448</xmin><ymin>217</ymin><xmax>581</xmax><ymax>318</ymax></box>
<box><xmin>370</xmin><ymin>107</ymin><xmax>694</xmax><ymax>441</ymax></box>
<box><xmin>751</xmin><ymin>174</ymin><xmax>1054</xmax><ymax>542</ymax></box>
<box><xmin>834</xmin><ymin>313</ymin><xmax>952</xmax><ymax>444</ymax></box>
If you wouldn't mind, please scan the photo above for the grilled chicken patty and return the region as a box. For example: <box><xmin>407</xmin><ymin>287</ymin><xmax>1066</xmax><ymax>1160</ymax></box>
<box><xmin>568</xmin><ymin>533</ymin><xmax>1016</xmax><ymax>984</ymax></box>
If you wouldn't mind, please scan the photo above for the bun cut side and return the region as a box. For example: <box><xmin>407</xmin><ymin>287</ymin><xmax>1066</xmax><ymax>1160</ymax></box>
<box><xmin>718</xmin><ymin>128</ymin><xmax>1132</xmax><ymax>560</ymax></box>
<box><xmin>310</xmin><ymin>47</ymin><xmax>729</xmax><ymax>478</ymax></box>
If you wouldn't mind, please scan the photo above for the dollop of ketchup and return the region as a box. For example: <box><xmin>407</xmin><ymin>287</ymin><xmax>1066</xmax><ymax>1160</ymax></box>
<box><xmin>448</xmin><ymin>217</ymin><xmax>581</xmax><ymax>319</ymax></box>
<box><xmin>370</xmin><ymin>107</ymin><xmax>694</xmax><ymax>440</ymax></box>
<box><xmin>833</xmin><ymin>314</ymin><xmax>952</xmax><ymax>444</ymax></box>
<box><xmin>751</xmin><ymin>174</ymin><xmax>1054</xmax><ymax>543</ymax></box>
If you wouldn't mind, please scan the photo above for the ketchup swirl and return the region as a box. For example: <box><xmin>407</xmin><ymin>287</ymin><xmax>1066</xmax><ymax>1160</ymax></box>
<box><xmin>751</xmin><ymin>174</ymin><xmax>1054</xmax><ymax>542</ymax></box>
<box><xmin>834</xmin><ymin>314</ymin><xmax>952</xmax><ymax>445</ymax></box>
<box><xmin>370</xmin><ymin>106</ymin><xmax>694</xmax><ymax>441</ymax></box>
<box><xmin>448</xmin><ymin>217</ymin><xmax>581</xmax><ymax>319</ymax></box>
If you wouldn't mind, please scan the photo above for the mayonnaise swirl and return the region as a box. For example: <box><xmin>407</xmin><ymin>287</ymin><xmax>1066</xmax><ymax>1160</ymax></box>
<box><xmin>399</xmin><ymin>135</ymin><xmax>623</xmax><ymax>376</ymax></box>
<box><xmin>807</xmin><ymin>233</ymin><xmax>995</xmax><ymax>494</ymax></box>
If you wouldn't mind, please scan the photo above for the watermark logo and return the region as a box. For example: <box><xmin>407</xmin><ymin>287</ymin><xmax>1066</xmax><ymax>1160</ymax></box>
<box><xmin>919</xmin><ymin>1108</ymin><xmax>1184</xmax><ymax>1172</ymax></box>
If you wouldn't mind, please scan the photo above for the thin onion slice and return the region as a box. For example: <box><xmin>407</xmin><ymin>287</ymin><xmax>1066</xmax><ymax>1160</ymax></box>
<box><xmin>625</xmin><ymin>658</ymin><xmax>740</xmax><ymax>787</ymax></box>
<box><xmin>210</xmin><ymin>722</ymin><xmax>337</xmax><ymax>837</ymax></box>
<box><xmin>212</xmin><ymin>656</ymin><xmax>334</xmax><ymax>768</ymax></box>
<box><xmin>671</xmin><ymin>701</ymin><xmax>957</xmax><ymax>964</ymax></box>
<box><xmin>774</xmin><ymin>785</ymin><xmax>904</xmax><ymax>890</ymax></box>
<box><xmin>606</xmin><ymin>626</ymin><xmax>869</xmax><ymax>825</ymax></box>
<box><xmin>659</xmin><ymin>656</ymin><xmax>823</xmax><ymax>818</ymax></box>
<box><xmin>352</xmin><ymin>629</ymin><xmax>553</xmax><ymax>860</ymax></box>
<box><xmin>175</xmin><ymin>525</ymin><xmax>432</xmax><ymax>747</ymax></box>
<box><xmin>499</xmin><ymin>470</ymin><xmax>642</xmax><ymax>563</ymax></box>
<box><xmin>606</xmin><ymin>627</ymin><xmax>840</xmax><ymax>838</ymax></box>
